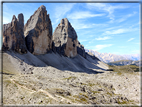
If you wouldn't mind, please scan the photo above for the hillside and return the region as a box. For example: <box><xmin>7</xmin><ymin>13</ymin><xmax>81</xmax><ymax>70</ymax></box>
<box><xmin>2</xmin><ymin>51</ymin><xmax>140</xmax><ymax>105</ymax></box>
<box><xmin>108</xmin><ymin>60</ymin><xmax>141</xmax><ymax>66</ymax></box>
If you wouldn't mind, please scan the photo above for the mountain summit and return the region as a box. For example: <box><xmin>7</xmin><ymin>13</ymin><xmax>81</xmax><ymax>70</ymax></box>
<box><xmin>24</xmin><ymin>5</ymin><xmax>52</xmax><ymax>55</ymax></box>
<box><xmin>2</xmin><ymin>13</ymin><xmax>27</xmax><ymax>54</ymax></box>
<box><xmin>52</xmin><ymin>18</ymin><xmax>78</xmax><ymax>57</ymax></box>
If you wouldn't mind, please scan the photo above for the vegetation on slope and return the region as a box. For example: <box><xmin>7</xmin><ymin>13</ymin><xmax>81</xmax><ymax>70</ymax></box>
<box><xmin>108</xmin><ymin>65</ymin><xmax>140</xmax><ymax>75</ymax></box>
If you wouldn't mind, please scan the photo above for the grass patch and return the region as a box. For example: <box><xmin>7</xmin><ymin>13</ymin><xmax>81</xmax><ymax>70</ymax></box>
<box><xmin>54</xmin><ymin>88</ymin><xmax>71</xmax><ymax>97</ymax></box>
<box><xmin>117</xmin><ymin>98</ymin><xmax>129</xmax><ymax>104</ymax></box>
<box><xmin>79</xmin><ymin>93</ymin><xmax>89</xmax><ymax>98</ymax></box>
<box><xmin>87</xmin><ymin>83</ymin><xmax>95</xmax><ymax>87</ymax></box>
<box><xmin>62</xmin><ymin>76</ymin><xmax>77</xmax><ymax>80</ymax></box>
<box><xmin>13</xmin><ymin>80</ymin><xmax>37</xmax><ymax>91</ymax></box>
<box><xmin>108</xmin><ymin>65</ymin><xmax>140</xmax><ymax>75</ymax></box>
<box><xmin>72</xmin><ymin>94</ymin><xmax>88</xmax><ymax>104</ymax></box>
<box><xmin>4</xmin><ymin>79</ymin><xmax>18</xmax><ymax>89</ymax></box>
<box><xmin>4</xmin><ymin>80</ymin><xmax>12</xmax><ymax>87</ymax></box>
<box><xmin>91</xmin><ymin>90</ymin><xmax>100</xmax><ymax>95</ymax></box>
<box><xmin>106</xmin><ymin>91</ymin><xmax>113</xmax><ymax>97</ymax></box>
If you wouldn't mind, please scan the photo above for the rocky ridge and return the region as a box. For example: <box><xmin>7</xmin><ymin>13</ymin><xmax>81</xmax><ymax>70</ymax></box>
<box><xmin>2</xmin><ymin>13</ymin><xmax>27</xmax><ymax>54</ymax></box>
<box><xmin>2</xmin><ymin>5</ymin><xmax>90</xmax><ymax>59</ymax></box>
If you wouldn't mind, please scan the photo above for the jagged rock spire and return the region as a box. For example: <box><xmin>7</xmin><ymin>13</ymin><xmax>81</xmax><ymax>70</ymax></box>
<box><xmin>52</xmin><ymin>18</ymin><xmax>78</xmax><ymax>57</ymax></box>
<box><xmin>2</xmin><ymin>13</ymin><xmax>27</xmax><ymax>54</ymax></box>
<box><xmin>24</xmin><ymin>5</ymin><xmax>52</xmax><ymax>55</ymax></box>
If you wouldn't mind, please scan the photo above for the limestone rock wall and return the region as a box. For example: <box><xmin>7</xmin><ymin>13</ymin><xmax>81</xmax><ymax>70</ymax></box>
<box><xmin>2</xmin><ymin>5</ymin><xmax>90</xmax><ymax>59</ymax></box>
<box><xmin>24</xmin><ymin>5</ymin><xmax>52</xmax><ymax>55</ymax></box>
<box><xmin>52</xmin><ymin>18</ymin><xmax>77</xmax><ymax>57</ymax></box>
<box><xmin>77</xmin><ymin>41</ymin><xmax>86</xmax><ymax>58</ymax></box>
<box><xmin>2</xmin><ymin>14</ymin><xmax>27</xmax><ymax>54</ymax></box>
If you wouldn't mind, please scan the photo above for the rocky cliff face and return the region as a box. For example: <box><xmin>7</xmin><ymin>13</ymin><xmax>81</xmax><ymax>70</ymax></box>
<box><xmin>2</xmin><ymin>5</ymin><xmax>98</xmax><ymax>60</ymax></box>
<box><xmin>77</xmin><ymin>41</ymin><xmax>86</xmax><ymax>58</ymax></box>
<box><xmin>2</xmin><ymin>14</ymin><xmax>27</xmax><ymax>54</ymax></box>
<box><xmin>24</xmin><ymin>5</ymin><xmax>52</xmax><ymax>55</ymax></box>
<box><xmin>52</xmin><ymin>18</ymin><xmax>77</xmax><ymax>57</ymax></box>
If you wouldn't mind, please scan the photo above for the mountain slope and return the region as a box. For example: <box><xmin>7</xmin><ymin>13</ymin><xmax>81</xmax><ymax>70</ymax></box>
<box><xmin>2</xmin><ymin>51</ymin><xmax>140</xmax><ymax>105</ymax></box>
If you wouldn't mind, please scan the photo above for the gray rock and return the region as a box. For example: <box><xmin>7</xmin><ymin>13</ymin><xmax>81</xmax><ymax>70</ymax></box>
<box><xmin>24</xmin><ymin>5</ymin><xmax>52</xmax><ymax>55</ymax></box>
<box><xmin>2</xmin><ymin>14</ymin><xmax>27</xmax><ymax>54</ymax></box>
<box><xmin>77</xmin><ymin>41</ymin><xmax>86</xmax><ymax>58</ymax></box>
<box><xmin>52</xmin><ymin>18</ymin><xmax>77</xmax><ymax>57</ymax></box>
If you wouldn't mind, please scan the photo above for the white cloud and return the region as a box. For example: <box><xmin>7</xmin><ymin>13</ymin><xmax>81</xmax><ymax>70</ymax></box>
<box><xmin>87</xmin><ymin>3</ymin><xmax>128</xmax><ymax>22</ymax></box>
<box><xmin>67</xmin><ymin>11</ymin><xmax>104</xmax><ymax>19</ymax></box>
<box><xmin>103</xmin><ymin>29</ymin><xmax>129</xmax><ymax>35</ymax></box>
<box><xmin>117</xmin><ymin>11</ymin><xmax>137</xmax><ymax>23</ymax></box>
<box><xmin>102</xmin><ymin>25</ymin><xmax>139</xmax><ymax>36</ymax></box>
<box><xmin>69</xmin><ymin>20</ymin><xmax>94</xmax><ymax>29</ymax></box>
<box><xmin>95</xmin><ymin>36</ymin><xmax>111</xmax><ymax>40</ymax></box>
<box><xmin>127</xmin><ymin>38</ymin><xmax>135</xmax><ymax>42</ymax></box>
<box><xmin>70</xmin><ymin>20</ymin><xmax>107</xmax><ymax>30</ymax></box>
<box><xmin>53</xmin><ymin>3</ymin><xmax>75</xmax><ymax>25</ymax></box>
<box><xmin>93</xmin><ymin>44</ymin><xmax>113</xmax><ymax>51</ymax></box>
<box><xmin>103</xmin><ymin>29</ymin><xmax>126</xmax><ymax>35</ymax></box>
<box><xmin>55</xmin><ymin>4</ymin><xmax>75</xmax><ymax>18</ymax></box>
<box><xmin>73</xmin><ymin>23</ymin><xmax>93</xmax><ymax>29</ymax></box>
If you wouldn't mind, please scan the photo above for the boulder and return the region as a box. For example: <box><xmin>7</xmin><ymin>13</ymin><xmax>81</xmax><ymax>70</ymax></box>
<box><xmin>2</xmin><ymin>13</ymin><xmax>27</xmax><ymax>54</ymax></box>
<box><xmin>24</xmin><ymin>5</ymin><xmax>52</xmax><ymax>55</ymax></box>
<box><xmin>52</xmin><ymin>18</ymin><xmax>77</xmax><ymax>57</ymax></box>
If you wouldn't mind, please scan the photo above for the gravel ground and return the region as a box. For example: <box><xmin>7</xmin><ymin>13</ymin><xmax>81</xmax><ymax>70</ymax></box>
<box><xmin>2</xmin><ymin>51</ymin><xmax>141</xmax><ymax>106</ymax></box>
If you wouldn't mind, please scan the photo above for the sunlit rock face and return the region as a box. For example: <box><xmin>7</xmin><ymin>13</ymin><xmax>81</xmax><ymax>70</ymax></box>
<box><xmin>52</xmin><ymin>18</ymin><xmax>77</xmax><ymax>58</ymax></box>
<box><xmin>2</xmin><ymin>13</ymin><xmax>27</xmax><ymax>54</ymax></box>
<box><xmin>24</xmin><ymin>5</ymin><xmax>52</xmax><ymax>55</ymax></box>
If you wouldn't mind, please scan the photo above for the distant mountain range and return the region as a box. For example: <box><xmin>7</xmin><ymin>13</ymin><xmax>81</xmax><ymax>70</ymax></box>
<box><xmin>107</xmin><ymin>60</ymin><xmax>141</xmax><ymax>66</ymax></box>
<box><xmin>85</xmin><ymin>49</ymin><xmax>140</xmax><ymax>63</ymax></box>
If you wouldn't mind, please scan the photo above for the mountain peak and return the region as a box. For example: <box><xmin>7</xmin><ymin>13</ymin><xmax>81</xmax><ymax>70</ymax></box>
<box><xmin>60</xmin><ymin>18</ymin><xmax>71</xmax><ymax>28</ymax></box>
<box><xmin>2</xmin><ymin>13</ymin><xmax>27</xmax><ymax>54</ymax></box>
<box><xmin>12</xmin><ymin>15</ymin><xmax>17</xmax><ymax>22</ymax></box>
<box><xmin>38</xmin><ymin>5</ymin><xmax>46</xmax><ymax>11</ymax></box>
<box><xmin>24</xmin><ymin>5</ymin><xmax>52</xmax><ymax>55</ymax></box>
<box><xmin>52</xmin><ymin>18</ymin><xmax>78</xmax><ymax>57</ymax></box>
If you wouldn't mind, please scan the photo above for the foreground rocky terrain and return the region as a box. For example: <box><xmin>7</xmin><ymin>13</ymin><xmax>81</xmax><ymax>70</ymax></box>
<box><xmin>2</xmin><ymin>5</ymin><xmax>141</xmax><ymax>106</ymax></box>
<box><xmin>2</xmin><ymin>51</ymin><xmax>140</xmax><ymax>106</ymax></box>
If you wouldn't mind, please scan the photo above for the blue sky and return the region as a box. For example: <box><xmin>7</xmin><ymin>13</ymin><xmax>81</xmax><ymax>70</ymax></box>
<box><xmin>2</xmin><ymin>2</ymin><xmax>140</xmax><ymax>55</ymax></box>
